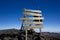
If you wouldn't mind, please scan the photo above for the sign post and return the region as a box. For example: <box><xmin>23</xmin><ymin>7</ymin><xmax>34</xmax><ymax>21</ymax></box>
<box><xmin>20</xmin><ymin>8</ymin><xmax>44</xmax><ymax>40</ymax></box>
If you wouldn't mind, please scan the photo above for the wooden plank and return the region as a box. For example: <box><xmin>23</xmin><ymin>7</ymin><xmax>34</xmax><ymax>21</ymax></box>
<box><xmin>23</xmin><ymin>22</ymin><xmax>43</xmax><ymax>24</ymax></box>
<box><xmin>20</xmin><ymin>17</ymin><xmax>44</xmax><ymax>20</ymax></box>
<box><xmin>24</xmin><ymin>26</ymin><xmax>42</xmax><ymax>29</ymax></box>
<box><xmin>24</xmin><ymin>9</ymin><xmax>42</xmax><ymax>13</ymax></box>
<box><xmin>23</xmin><ymin>12</ymin><xmax>42</xmax><ymax>16</ymax></box>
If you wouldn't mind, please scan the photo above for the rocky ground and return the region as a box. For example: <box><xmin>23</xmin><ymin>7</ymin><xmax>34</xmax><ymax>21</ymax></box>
<box><xmin>0</xmin><ymin>29</ymin><xmax>60</xmax><ymax>40</ymax></box>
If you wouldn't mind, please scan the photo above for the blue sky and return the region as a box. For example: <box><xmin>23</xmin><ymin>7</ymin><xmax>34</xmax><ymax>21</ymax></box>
<box><xmin>0</xmin><ymin>0</ymin><xmax>60</xmax><ymax>32</ymax></box>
